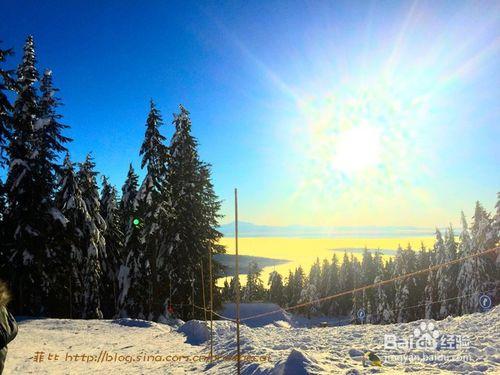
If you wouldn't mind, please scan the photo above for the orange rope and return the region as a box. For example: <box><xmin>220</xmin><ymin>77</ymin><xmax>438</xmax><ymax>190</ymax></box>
<box><xmin>238</xmin><ymin>245</ymin><xmax>499</xmax><ymax>323</ymax></box>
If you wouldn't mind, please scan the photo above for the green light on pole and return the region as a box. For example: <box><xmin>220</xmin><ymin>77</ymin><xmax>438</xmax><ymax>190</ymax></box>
<box><xmin>133</xmin><ymin>218</ymin><xmax>140</xmax><ymax>226</ymax></box>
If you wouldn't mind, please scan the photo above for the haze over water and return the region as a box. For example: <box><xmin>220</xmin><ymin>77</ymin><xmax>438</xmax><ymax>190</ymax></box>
<box><xmin>217</xmin><ymin>233</ymin><xmax>436</xmax><ymax>286</ymax></box>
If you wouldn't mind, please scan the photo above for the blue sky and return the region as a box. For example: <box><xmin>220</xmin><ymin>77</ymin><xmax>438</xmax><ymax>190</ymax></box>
<box><xmin>1</xmin><ymin>1</ymin><xmax>499</xmax><ymax>227</ymax></box>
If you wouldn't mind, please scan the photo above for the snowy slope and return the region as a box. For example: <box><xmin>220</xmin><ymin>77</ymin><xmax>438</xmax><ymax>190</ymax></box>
<box><xmin>4</xmin><ymin>306</ymin><xmax>499</xmax><ymax>374</ymax></box>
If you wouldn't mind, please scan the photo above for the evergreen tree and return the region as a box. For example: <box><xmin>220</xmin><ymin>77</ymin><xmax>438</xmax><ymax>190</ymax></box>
<box><xmin>268</xmin><ymin>271</ymin><xmax>284</xmax><ymax>305</ymax></box>
<box><xmin>457</xmin><ymin>211</ymin><xmax>482</xmax><ymax>314</ymax></box>
<box><xmin>308</xmin><ymin>258</ymin><xmax>322</xmax><ymax>294</ymax></box>
<box><xmin>318</xmin><ymin>258</ymin><xmax>331</xmax><ymax>314</ymax></box>
<box><xmin>283</xmin><ymin>270</ymin><xmax>295</xmax><ymax>307</ymax></box>
<box><xmin>436</xmin><ymin>225</ymin><xmax>457</xmax><ymax>318</ymax></box>
<box><xmin>424</xmin><ymin>241</ymin><xmax>438</xmax><ymax>319</ymax></box>
<box><xmin>100</xmin><ymin>176</ymin><xmax>124</xmax><ymax>318</ymax></box>
<box><xmin>294</xmin><ymin>266</ymin><xmax>306</xmax><ymax>306</ymax></box>
<box><xmin>77</xmin><ymin>154</ymin><xmax>106</xmax><ymax>318</ymax></box>
<box><xmin>457</xmin><ymin>203</ymin><xmax>496</xmax><ymax>314</ymax></box>
<box><xmin>229</xmin><ymin>275</ymin><xmax>240</xmax><ymax>304</ymax></box>
<box><xmin>393</xmin><ymin>245</ymin><xmax>410</xmax><ymax>323</ymax></box>
<box><xmin>0</xmin><ymin>44</ymin><xmax>14</xmax><ymax>167</ymax></box>
<box><xmin>494</xmin><ymin>193</ymin><xmax>500</xmax><ymax>273</ymax></box>
<box><xmin>33</xmin><ymin>68</ymin><xmax>71</xmax><ymax>315</ymax></box>
<box><xmin>119</xmin><ymin>164</ymin><xmax>139</xmax><ymax>233</ymax></box>
<box><xmin>374</xmin><ymin>272</ymin><xmax>394</xmax><ymax>324</ymax></box>
<box><xmin>243</xmin><ymin>261</ymin><xmax>265</xmax><ymax>302</ymax></box>
<box><xmin>326</xmin><ymin>254</ymin><xmax>340</xmax><ymax>315</ymax></box>
<box><xmin>117</xmin><ymin>164</ymin><xmax>145</xmax><ymax>318</ymax></box>
<box><xmin>415</xmin><ymin>243</ymin><xmax>430</xmax><ymax>319</ymax></box>
<box><xmin>3</xmin><ymin>35</ymin><xmax>42</xmax><ymax>315</ymax></box>
<box><xmin>164</xmin><ymin>105</ymin><xmax>224</xmax><ymax>320</ymax></box>
<box><xmin>299</xmin><ymin>283</ymin><xmax>320</xmax><ymax>319</ymax></box>
<box><xmin>55</xmin><ymin>154</ymin><xmax>89</xmax><ymax>318</ymax></box>
<box><xmin>361</xmin><ymin>248</ymin><xmax>376</xmax><ymax>314</ymax></box>
<box><xmin>338</xmin><ymin>252</ymin><xmax>353</xmax><ymax>315</ymax></box>
<box><xmin>134</xmin><ymin>100</ymin><xmax>168</xmax><ymax>319</ymax></box>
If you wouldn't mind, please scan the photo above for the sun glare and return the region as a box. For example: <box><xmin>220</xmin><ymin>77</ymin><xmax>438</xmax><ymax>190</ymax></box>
<box><xmin>332</xmin><ymin>124</ymin><xmax>382</xmax><ymax>174</ymax></box>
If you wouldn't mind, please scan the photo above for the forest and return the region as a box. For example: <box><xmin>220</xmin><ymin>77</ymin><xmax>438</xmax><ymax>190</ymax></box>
<box><xmin>0</xmin><ymin>36</ymin><xmax>498</xmax><ymax>326</ymax></box>
<box><xmin>0</xmin><ymin>36</ymin><xmax>224</xmax><ymax>321</ymax></box>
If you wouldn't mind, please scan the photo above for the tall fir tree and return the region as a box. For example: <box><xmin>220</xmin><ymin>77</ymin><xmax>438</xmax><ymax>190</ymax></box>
<box><xmin>55</xmin><ymin>154</ymin><xmax>88</xmax><ymax>318</ymax></box>
<box><xmin>268</xmin><ymin>271</ymin><xmax>284</xmax><ymax>305</ymax></box>
<box><xmin>0</xmin><ymin>44</ymin><xmax>14</xmax><ymax>278</ymax></box>
<box><xmin>436</xmin><ymin>225</ymin><xmax>458</xmax><ymax>318</ymax></box>
<box><xmin>456</xmin><ymin>211</ymin><xmax>484</xmax><ymax>314</ymax></box>
<box><xmin>457</xmin><ymin>203</ymin><xmax>496</xmax><ymax>314</ymax></box>
<box><xmin>243</xmin><ymin>261</ymin><xmax>265</xmax><ymax>302</ymax></box>
<box><xmin>338</xmin><ymin>252</ymin><xmax>353</xmax><ymax>315</ymax></box>
<box><xmin>0</xmin><ymin>44</ymin><xmax>14</xmax><ymax>167</ymax></box>
<box><xmin>4</xmin><ymin>35</ymin><xmax>43</xmax><ymax>315</ymax></box>
<box><xmin>163</xmin><ymin>105</ymin><xmax>224</xmax><ymax>320</ymax></box>
<box><xmin>134</xmin><ymin>100</ymin><xmax>168</xmax><ymax>319</ymax></box>
<box><xmin>100</xmin><ymin>176</ymin><xmax>124</xmax><ymax>318</ymax></box>
<box><xmin>77</xmin><ymin>154</ymin><xmax>106</xmax><ymax>318</ymax></box>
<box><xmin>34</xmin><ymin>68</ymin><xmax>71</xmax><ymax>315</ymax></box>
<box><xmin>393</xmin><ymin>245</ymin><xmax>410</xmax><ymax>323</ymax></box>
<box><xmin>117</xmin><ymin>164</ymin><xmax>146</xmax><ymax>318</ymax></box>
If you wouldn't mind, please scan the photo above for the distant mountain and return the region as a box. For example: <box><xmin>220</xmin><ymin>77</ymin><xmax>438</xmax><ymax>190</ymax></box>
<box><xmin>218</xmin><ymin>221</ymin><xmax>439</xmax><ymax>238</ymax></box>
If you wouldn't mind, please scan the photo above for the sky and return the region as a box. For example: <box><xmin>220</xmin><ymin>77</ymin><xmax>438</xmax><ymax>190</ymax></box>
<box><xmin>1</xmin><ymin>0</ymin><xmax>499</xmax><ymax>228</ymax></box>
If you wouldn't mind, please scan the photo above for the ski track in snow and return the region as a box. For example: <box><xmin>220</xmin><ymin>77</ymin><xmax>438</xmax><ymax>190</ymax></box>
<box><xmin>4</xmin><ymin>306</ymin><xmax>499</xmax><ymax>374</ymax></box>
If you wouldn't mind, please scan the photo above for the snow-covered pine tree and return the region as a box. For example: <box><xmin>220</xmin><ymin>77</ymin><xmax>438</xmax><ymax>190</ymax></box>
<box><xmin>456</xmin><ymin>210</ymin><xmax>490</xmax><ymax>314</ymax></box>
<box><xmin>393</xmin><ymin>245</ymin><xmax>411</xmax><ymax>323</ymax></box>
<box><xmin>349</xmin><ymin>254</ymin><xmax>362</xmax><ymax>321</ymax></box>
<box><xmin>338</xmin><ymin>252</ymin><xmax>353</xmax><ymax>315</ymax></box>
<box><xmin>55</xmin><ymin>154</ymin><xmax>89</xmax><ymax>318</ymax></box>
<box><xmin>436</xmin><ymin>225</ymin><xmax>458</xmax><ymax>318</ymax></box>
<box><xmin>374</xmin><ymin>271</ymin><xmax>394</xmax><ymax>324</ymax></box>
<box><xmin>3</xmin><ymin>35</ymin><xmax>43</xmax><ymax>315</ymax></box>
<box><xmin>243</xmin><ymin>261</ymin><xmax>265</xmax><ymax>302</ymax></box>
<box><xmin>77</xmin><ymin>154</ymin><xmax>106</xmax><ymax>319</ymax></box>
<box><xmin>0</xmin><ymin>44</ymin><xmax>14</xmax><ymax>279</ymax></box>
<box><xmin>326</xmin><ymin>254</ymin><xmax>340</xmax><ymax>316</ymax></box>
<box><xmin>119</xmin><ymin>164</ymin><xmax>139</xmax><ymax>233</ymax></box>
<box><xmin>134</xmin><ymin>100</ymin><xmax>168</xmax><ymax>320</ymax></box>
<box><xmin>0</xmin><ymin>44</ymin><xmax>14</xmax><ymax>167</ymax></box>
<box><xmin>424</xmin><ymin>240</ymin><xmax>437</xmax><ymax>319</ymax></box>
<box><xmin>457</xmin><ymin>203</ymin><xmax>496</xmax><ymax>314</ymax></box>
<box><xmin>268</xmin><ymin>270</ymin><xmax>284</xmax><ymax>305</ymax></box>
<box><xmin>99</xmin><ymin>176</ymin><xmax>124</xmax><ymax>318</ymax></box>
<box><xmin>283</xmin><ymin>270</ymin><xmax>295</xmax><ymax>307</ymax></box>
<box><xmin>308</xmin><ymin>258</ymin><xmax>322</xmax><ymax>295</ymax></box>
<box><xmin>292</xmin><ymin>266</ymin><xmax>306</xmax><ymax>307</ymax></box>
<box><xmin>415</xmin><ymin>243</ymin><xmax>430</xmax><ymax>319</ymax></box>
<box><xmin>361</xmin><ymin>248</ymin><xmax>376</xmax><ymax>315</ymax></box>
<box><xmin>318</xmin><ymin>258</ymin><xmax>331</xmax><ymax>314</ymax></box>
<box><xmin>163</xmin><ymin>105</ymin><xmax>224</xmax><ymax>320</ymax></box>
<box><xmin>494</xmin><ymin>193</ymin><xmax>500</xmax><ymax>275</ymax></box>
<box><xmin>229</xmin><ymin>274</ymin><xmax>240</xmax><ymax>304</ymax></box>
<box><xmin>32</xmin><ymin>68</ymin><xmax>71</xmax><ymax>316</ymax></box>
<box><xmin>117</xmin><ymin>163</ymin><xmax>147</xmax><ymax>318</ymax></box>
<box><xmin>299</xmin><ymin>283</ymin><xmax>320</xmax><ymax>319</ymax></box>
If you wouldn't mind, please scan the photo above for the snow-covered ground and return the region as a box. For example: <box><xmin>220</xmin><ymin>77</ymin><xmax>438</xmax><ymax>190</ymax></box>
<box><xmin>4</xmin><ymin>305</ymin><xmax>499</xmax><ymax>374</ymax></box>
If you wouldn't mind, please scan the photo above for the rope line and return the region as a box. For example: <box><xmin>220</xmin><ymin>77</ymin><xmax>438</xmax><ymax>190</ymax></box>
<box><xmin>238</xmin><ymin>246</ymin><xmax>499</xmax><ymax>322</ymax></box>
<box><xmin>185</xmin><ymin>246</ymin><xmax>497</xmax><ymax>324</ymax></box>
<box><xmin>194</xmin><ymin>288</ymin><xmax>496</xmax><ymax>328</ymax></box>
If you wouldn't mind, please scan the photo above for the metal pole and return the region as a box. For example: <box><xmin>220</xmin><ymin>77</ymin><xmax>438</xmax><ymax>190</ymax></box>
<box><xmin>209</xmin><ymin>242</ymin><xmax>214</xmax><ymax>360</ymax></box>
<box><xmin>200</xmin><ymin>263</ymin><xmax>207</xmax><ymax>324</ymax></box>
<box><xmin>235</xmin><ymin>188</ymin><xmax>241</xmax><ymax>375</ymax></box>
<box><xmin>191</xmin><ymin>273</ymin><xmax>195</xmax><ymax>319</ymax></box>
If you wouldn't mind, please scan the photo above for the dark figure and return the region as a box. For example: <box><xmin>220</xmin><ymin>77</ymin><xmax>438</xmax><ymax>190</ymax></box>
<box><xmin>0</xmin><ymin>280</ymin><xmax>18</xmax><ymax>374</ymax></box>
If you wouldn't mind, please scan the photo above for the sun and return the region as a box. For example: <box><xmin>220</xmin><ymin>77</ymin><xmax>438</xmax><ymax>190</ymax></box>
<box><xmin>290</xmin><ymin>77</ymin><xmax>429</xmax><ymax>204</ymax></box>
<box><xmin>332</xmin><ymin>124</ymin><xmax>382</xmax><ymax>175</ymax></box>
